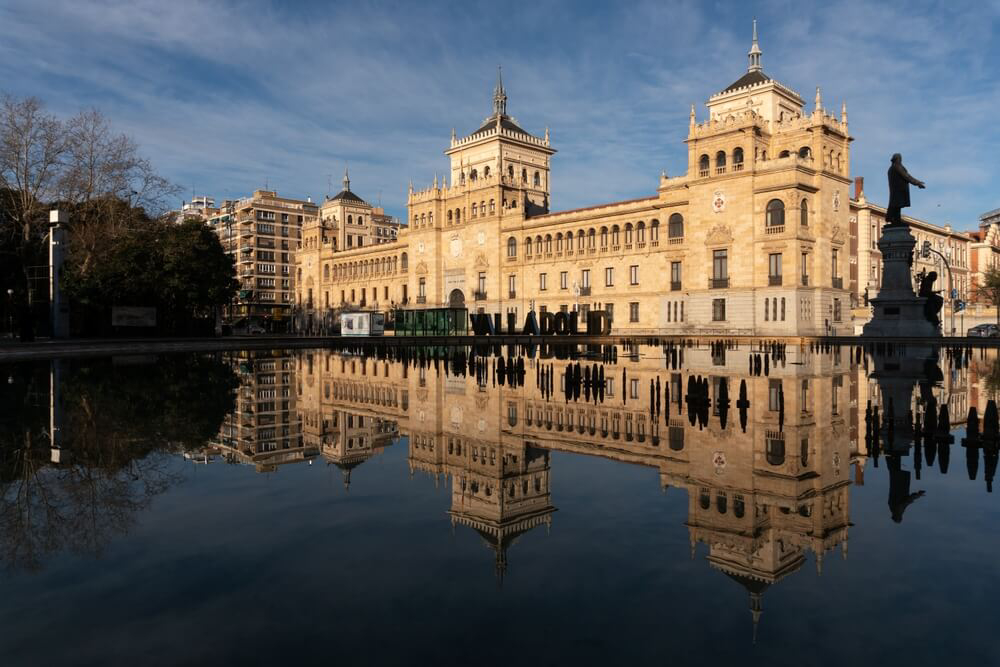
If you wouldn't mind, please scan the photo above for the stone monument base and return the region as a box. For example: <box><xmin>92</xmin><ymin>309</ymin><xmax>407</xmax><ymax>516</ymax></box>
<box><xmin>862</xmin><ymin>225</ymin><xmax>941</xmax><ymax>338</ymax></box>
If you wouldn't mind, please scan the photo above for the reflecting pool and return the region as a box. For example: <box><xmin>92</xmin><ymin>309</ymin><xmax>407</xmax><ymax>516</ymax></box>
<box><xmin>1</xmin><ymin>341</ymin><xmax>998</xmax><ymax>666</ymax></box>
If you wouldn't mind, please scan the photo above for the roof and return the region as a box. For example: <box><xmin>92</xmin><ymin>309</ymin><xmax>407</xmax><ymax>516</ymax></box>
<box><xmin>473</xmin><ymin>115</ymin><xmax>530</xmax><ymax>136</ymax></box>
<box><xmin>722</xmin><ymin>69</ymin><xmax>771</xmax><ymax>94</ymax></box>
<box><xmin>329</xmin><ymin>189</ymin><xmax>366</xmax><ymax>204</ymax></box>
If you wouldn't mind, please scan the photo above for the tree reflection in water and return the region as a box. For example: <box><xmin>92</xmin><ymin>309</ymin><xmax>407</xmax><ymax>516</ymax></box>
<box><xmin>0</xmin><ymin>354</ymin><xmax>237</xmax><ymax>572</ymax></box>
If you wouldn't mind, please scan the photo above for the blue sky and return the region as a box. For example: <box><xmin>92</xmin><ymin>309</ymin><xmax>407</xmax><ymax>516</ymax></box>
<box><xmin>2</xmin><ymin>0</ymin><xmax>997</xmax><ymax>227</ymax></box>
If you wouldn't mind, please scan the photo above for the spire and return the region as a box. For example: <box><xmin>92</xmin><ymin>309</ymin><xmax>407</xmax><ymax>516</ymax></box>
<box><xmin>751</xmin><ymin>591</ymin><xmax>762</xmax><ymax>644</ymax></box>
<box><xmin>690</xmin><ymin>104</ymin><xmax>696</xmax><ymax>127</ymax></box>
<box><xmin>841</xmin><ymin>101</ymin><xmax>848</xmax><ymax>124</ymax></box>
<box><xmin>493</xmin><ymin>65</ymin><xmax>507</xmax><ymax>116</ymax></box>
<box><xmin>342</xmin><ymin>165</ymin><xmax>350</xmax><ymax>192</ymax></box>
<box><xmin>748</xmin><ymin>19</ymin><xmax>762</xmax><ymax>73</ymax></box>
<box><xmin>815</xmin><ymin>86</ymin><xmax>823</xmax><ymax>112</ymax></box>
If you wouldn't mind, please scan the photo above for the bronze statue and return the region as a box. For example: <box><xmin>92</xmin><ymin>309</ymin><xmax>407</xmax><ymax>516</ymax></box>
<box><xmin>886</xmin><ymin>153</ymin><xmax>925</xmax><ymax>226</ymax></box>
<box><xmin>919</xmin><ymin>271</ymin><xmax>943</xmax><ymax>327</ymax></box>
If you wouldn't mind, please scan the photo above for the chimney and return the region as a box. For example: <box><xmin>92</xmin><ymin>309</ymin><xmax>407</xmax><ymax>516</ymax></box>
<box><xmin>854</xmin><ymin>176</ymin><xmax>864</xmax><ymax>200</ymax></box>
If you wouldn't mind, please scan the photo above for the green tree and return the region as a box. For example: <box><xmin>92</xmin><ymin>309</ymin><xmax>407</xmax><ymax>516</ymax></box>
<box><xmin>975</xmin><ymin>266</ymin><xmax>1000</xmax><ymax>329</ymax></box>
<box><xmin>63</xmin><ymin>219</ymin><xmax>238</xmax><ymax>335</ymax></box>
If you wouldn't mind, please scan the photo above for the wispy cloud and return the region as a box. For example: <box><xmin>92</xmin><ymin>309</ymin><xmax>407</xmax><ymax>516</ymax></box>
<box><xmin>0</xmin><ymin>0</ymin><xmax>996</xmax><ymax>225</ymax></box>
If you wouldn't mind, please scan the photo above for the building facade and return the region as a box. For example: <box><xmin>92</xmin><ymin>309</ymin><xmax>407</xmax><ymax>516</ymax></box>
<box><xmin>297</xmin><ymin>26</ymin><xmax>858</xmax><ymax>335</ymax></box>
<box><xmin>210</xmin><ymin>189</ymin><xmax>318</xmax><ymax>328</ymax></box>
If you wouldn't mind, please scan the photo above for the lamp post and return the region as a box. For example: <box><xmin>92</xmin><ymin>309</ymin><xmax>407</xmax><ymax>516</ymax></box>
<box><xmin>6</xmin><ymin>288</ymin><xmax>13</xmax><ymax>339</ymax></box>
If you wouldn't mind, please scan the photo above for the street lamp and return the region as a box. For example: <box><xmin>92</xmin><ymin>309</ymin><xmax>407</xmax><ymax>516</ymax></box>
<box><xmin>6</xmin><ymin>288</ymin><xmax>13</xmax><ymax>339</ymax></box>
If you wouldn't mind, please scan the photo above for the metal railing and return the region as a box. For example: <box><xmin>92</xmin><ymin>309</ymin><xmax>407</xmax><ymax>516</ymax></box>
<box><xmin>670</xmin><ymin>281</ymin><xmax>682</xmax><ymax>291</ymax></box>
<box><xmin>832</xmin><ymin>277</ymin><xmax>843</xmax><ymax>289</ymax></box>
<box><xmin>769</xmin><ymin>275</ymin><xmax>782</xmax><ymax>286</ymax></box>
<box><xmin>710</xmin><ymin>277</ymin><xmax>730</xmax><ymax>289</ymax></box>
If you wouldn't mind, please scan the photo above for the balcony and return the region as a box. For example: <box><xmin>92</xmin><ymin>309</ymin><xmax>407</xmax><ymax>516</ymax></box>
<box><xmin>580</xmin><ymin>286</ymin><xmax>592</xmax><ymax>296</ymax></box>
<box><xmin>508</xmin><ymin>290</ymin><xmax>516</xmax><ymax>299</ymax></box>
<box><xmin>765</xmin><ymin>225</ymin><xmax>784</xmax><ymax>235</ymax></box>
<box><xmin>801</xmin><ymin>274</ymin><xmax>809</xmax><ymax>286</ymax></box>
<box><xmin>832</xmin><ymin>277</ymin><xmax>843</xmax><ymax>289</ymax></box>
<box><xmin>715</xmin><ymin>166</ymin><xmax>726</xmax><ymax>175</ymax></box>
<box><xmin>769</xmin><ymin>275</ymin><xmax>783</xmax><ymax>286</ymax></box>
<box><xmin>474</xmin><ymin>290</ymin><xmax>487</xmax><ymax>301</ymax></box>
<box><xmin>416</xmin><ymin>295</ymin><xmax>427</xmax><ymax>304</ymax></box>
<box><xmin>668</xmin><ymin>237</ymin><xmax>683</xmax><ymax>245</ymax></box>
<box><xmin>670</xmin><ymin>281</ymin><xmax>682</xmax><ymax>291</ymax></box>
<box><xmin>733</xmin><ymin>162</ymin><xmax>744</xmax><ymax>172</ymax></box>
<box><xmin>699</xmin><ymin>169</ymin><xmax>709</xmax><ymax>177</ymax></box>
<box><xmin>710</xmin><ymin>277</ymin><xmax>730</xmax><ymax>289</ymax></box>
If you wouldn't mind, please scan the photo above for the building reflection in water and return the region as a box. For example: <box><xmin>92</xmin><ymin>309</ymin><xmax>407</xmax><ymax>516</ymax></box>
<box><xmin>5</xmin><ymin>342</ymin><xmax>999</xmax><ymax>641</ymax></box>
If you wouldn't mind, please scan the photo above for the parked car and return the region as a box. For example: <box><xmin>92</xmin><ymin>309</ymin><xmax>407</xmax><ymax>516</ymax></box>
<box><xmin>247</xmin><ymin>323</ymin><xmax>266</xmax><ymax>335</ymax></box>
<box><xmin>967</xmin><ymin>323</ymin><xmax>1000</xmax><ymax>337</ymax></box>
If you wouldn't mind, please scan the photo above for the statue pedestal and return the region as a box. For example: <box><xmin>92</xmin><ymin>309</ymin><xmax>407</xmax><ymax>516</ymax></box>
<box><xmin>863</xmin><ymin>225</ymin><xmax>941</xmax><ymax>338</ymax></box>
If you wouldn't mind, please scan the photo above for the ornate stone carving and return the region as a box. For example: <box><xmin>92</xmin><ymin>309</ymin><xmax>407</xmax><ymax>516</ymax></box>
<box><xmin>831</xmin><ymin>224</ymin><xmax>845</xmax><ymax>245</ymax></box>
<box><xmin>415</xmin><ymin>261</ymin><xmax>428</xmax><ymax>275</ymax></box>
<box><xmin>705</xmin><ymin>223</ymin><xmax>733</xmax><ymax>246</ymax></box>
<box><xmin>474</xmin><ymin>253</ymin><xmax>488</xmax><ymax>269</ymax></box>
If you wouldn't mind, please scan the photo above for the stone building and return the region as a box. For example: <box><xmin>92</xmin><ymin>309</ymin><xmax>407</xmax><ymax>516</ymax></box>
<box><xmin>210</xmin><ymin>189</ymin><xmax>318</xmax><ymax>329</ymax></box>
<box><xmin>297</xmin><ymin>24</ymin><xmax>855</xmax><ymax>335</ymax></box>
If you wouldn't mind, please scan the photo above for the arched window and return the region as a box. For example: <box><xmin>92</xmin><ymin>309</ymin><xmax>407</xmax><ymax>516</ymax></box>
<box><xmin>535</xmin><ymin>236</ymin><xmax>542</xmax><ymax>255</ymax></box>
<box><xmin>525</xmin><ymin>238</ymin><xmax>533</xmax><ymax>256</ymax></box>
<box><xmin>460</xmin><ymin>172</ymin><xmax>466</xmax><ymax>184</ymax></box>
<box><xmin>455</xmin><ymin>208</ymin><xmax>461</xmax><ymax>222</ymax></box>
<box><xmin>779</xmin><ymin>150</ymin><xmax>790</xmax><ymax>158</ymax></box>
<box><xmin>716</xmin><ymin>492</ymin><xmax>728</xmax><ymax>514</ymax></box>
<box><xmin>507</xmin><ymin>237</ymin><xmax>517</xmax><ymax>258</ymax></box>
<box><xmin>556</xmin><ymin>233</ymin><xmax>563</xmax><ymax>252</ymax></box>
<box><xmin>522</xmin><ymin>168</ymin><xmax>528</xmax><ymax>182</ymax></box>
<box><xmin>545</xmin><ymin>234</ymin><xmax>552</xmax><ymax>254</ymax></box>
<box><xmin>715</xmin><ymin>150</ymin><xmax>726</xmax><ymax>172</ymax></box>
<box><xmin>489</xmin><ymin>199</ymin><xmax>495</xmax><ymax>213</ymax></box>
<box><xmin>765</xmin><ymin>297</ymin><xmax>770</xmax><ymax>321</ymax></box>
<box><xmin>699</xmin><ymin>488</ymin><xmax>710</xmax><ymax>510</ymax></box>
<box><xmin>734</xmin><ymin>495</ymin><xmax>745</xmax><ymax>518</ymax></box>
<box><xmin>428</xmin><ymin>212</ymin><xmax>433</xmax><ymax>225</ymax></box>
<box><xmin>578</xmin><ymin>230</ymin><xmax>585</xmax><ymax>250</ymax></box>
<box><xmin>798</xmin><ymin>146</ymin><xmax>811</xmax><ymax>159</ymax></box>
<box><xmin>588</xmin><ymin>228</ymin><xmax>596</xmax><ymax>248</ymax></box>
<box><xmin>625</xmin><ymin>223</ymin><xmax>634</xmax><ymax>245</ymax></box>
<box><xmin>600</xmin><ymin>227</ymin><xmax>608</xmax><ymax>248</ymax></box>
<box><xmin>533</xmin><ymin>171</ymin><xmax>540</xmax><ymax>186</ymax></box>
<box><xmin>766</xmin><ymin>199</ymin><xmax>785</xmax><ymax>227</ymax></box>
<box><xmin>800</xmin><ymin>198</ymin><xmax>809</xmax><ymax>226</ymax></box>
<box><xmin>611</xmin><ymin>225</ymin><xmax>620</xmax><ymax>247</ymax></box>
<box><xmin>413</xmin><ymin>214</ymin><xmax>418</xmax><ymax>225</ymax></box>
<box><xmin>400</xmin><ymin>253</ymin><xmax>407</xmax><ymax>270</ymax></box>
<box><xmin>699</xmin><ymin>154</ymin><xmax>710</xmax><ymax>176</ymax></box>
<box><xmin>348</xmin><ymin>215</ymin><xmax>353</xmax><ymax>224</ymax></box>
<box><xmin>650</xmin><ymin>220</ymin><xmax>659</xmax><ymax>242</ymax></box>
<box><xmin>508</xmin><ymin>164</ymin><xmax>514</xmax><ymax>180</ymax></box>
<box><xmin>668</xmin><ymin>213</ymin><xmax>683</xmax><ymax>239</ymax></box>
<box><xmin>323</xmin><ymin>264</ymin><xmax>329</xmax><ymax>280</ymax></box>
<box><xmin>801</xmin><ymin>438</ymin><xmax>809</xmax><ymax>467</ymax></box>
<box><xmin>470</xmin><ymin>168</ymin><xmax>477</xmax><ymax>181</ymax></box>
<box><xmin>566</xmin><ymin>231</ymin><xmax>573</xmax><ymax>251</ymax></box>
<box><xmin>484</xmin><ymin>166</ymin><xmax>491</xmax><ymax>178</ymax></box>
<box><xmin>447</xmin><ymin>210</ymin><xmax>452</xmax><ymax>223</ymax></box>
<box><xmin>471</xmin><ymin>202</ymin><xmax>477</xmax><ymax>217</ymax></box>
<box><xmin>637</xmin><ymin>221</ymin><xmax>646</xmax><ymax>244</ymax></box>
<box><xmin>733</xmin><ymin>147</ymin><xmax>744</xmax><ymax>170</ymax></box>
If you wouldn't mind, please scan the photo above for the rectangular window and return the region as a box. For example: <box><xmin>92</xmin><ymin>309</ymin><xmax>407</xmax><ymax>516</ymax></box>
<box><xmin>671</xmin><ymin>261</ymin><xmax>681</xmax><ymax>289</ymax></box>
<box><xmin>508</xmin><ymin>274</ymin><xmax>516</xmax><ymax>296</ymax></box>
<box><xmin>769</xmin><ymin>380</ymin><xmax>782</xmax><ymax>411</ymax></box>
<box><xmin>713</xmin><ymin>250</ymin><xmax>728</xmax><ymax>279</ymax></box>
<box><xmin>769</xmin><ymin>253</ymin><xmax>782</xmax><ymax>278</ymax></box>
<box><xmin>630</xmin><ymin>378</ymin><xmax>639</xmax><ymax>399</ymax></box>
<box><xmin>712</xmin><ymin>298</ymin><xmax>726</xmax><ymax>321</ymax></box>
<box><xmin>605</xmin><ymin>267</ymin><xmax>614</xmax><ymax>287</ymax></box>
<box><xmin>560</xmin><ymin>271</ymin><xmax>568</xmax><ymax>289</ymax></box>
<box><xmin>582</xmin><ymin>269</ymin><xmax>591</xmax><ymax>288</ymax></box>
<box><xmin>605</xmin><ymin>378</ymin><xmax>615</xmax><ymax>397</ymax></box>
<box><xmin>630</xmin><ymin>265</ymin><xmax>639</xmax><ymax>285</ymax></box>
<box><xmin>418</xmin><ymin>278</ymin><xmax>426</xmax><ymax>297</ymax></box>
<box><xmin>605</xmin><ymin>303</ymin><xmax>614</xmax><ymax>321</ymax></box>
<box><xmin>629</xmin><ymin>302</ymin><xmax>639</xmax><ymax>322</ymax></box>
<box><xmin>478</xmin><ymin>272</ymin><xmax>486</xmax><ymax>293</ymax></box>
<box><xmin>832</xmin><ymin>248</ymin><xmax>840</xmax><ymax>277</ymax></box>
<box><xmin>834</xmin><ymin>298</ymin><xmax>842</xmax><ymax>322</ymax></box>
<box><xmin>802</xmin><ymin>252</ymin><xmax>809</xmax><ymax>285</ymax></box>
<box><xmin>539</xmin><ymin>273</ymin><xmax>548</xmax><ymax>291</ymax></box>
